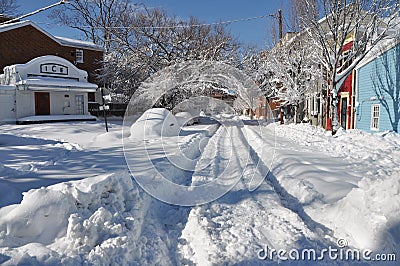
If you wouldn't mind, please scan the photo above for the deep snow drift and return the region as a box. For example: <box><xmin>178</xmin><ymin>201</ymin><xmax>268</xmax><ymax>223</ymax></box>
<box><xmin>0</xmin><ymin>115</ymin><xmax>399</xmax><ymax>265</ymax></box>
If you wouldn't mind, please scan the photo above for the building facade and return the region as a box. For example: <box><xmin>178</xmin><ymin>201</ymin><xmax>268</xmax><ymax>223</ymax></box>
<box><xmin>0</xmin><ymin>19</ymin><xmax>104</xmax><ymax>124</ymax></box>
<box><xmin>0</xmin><ymin>20</ymin><xmax>104</xmax><ymax>84</ymax></box>
<box><xmin>0</xmin><ymin>55</ymin><xmax>98</xmax><ymax>123</ymax></box>
<box><xmin>355</xmin><ymin>39</ymin><xmax>400</xmax><ymax>133</ymax></box>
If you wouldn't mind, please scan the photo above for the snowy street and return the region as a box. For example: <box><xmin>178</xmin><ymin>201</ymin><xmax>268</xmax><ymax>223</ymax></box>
<box><xmin>1</xmin><ymin>0</ymin><xmax>399</xmax><ymax>264</ymax></box>
<box><xmin>0</xmin><ymin>116</ymin><xmax>399</xmax><ymax>265</ymax></box>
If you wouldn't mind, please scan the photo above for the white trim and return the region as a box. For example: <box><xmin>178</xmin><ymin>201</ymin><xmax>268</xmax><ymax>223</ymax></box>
<box><xmin>16</xmin><ymin>77</ymin><xmax>97</xmax><ymax>92</ymax></box>
<box><xmin>354</xmin><ymin>68</ymin><xmax>359</xmax><ymax>129</ymax></box>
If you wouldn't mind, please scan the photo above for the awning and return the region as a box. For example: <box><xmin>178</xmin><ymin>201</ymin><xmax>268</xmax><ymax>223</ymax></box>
<box><xmin>16</xmin><ymin>77</ymin><xmax>98</xmax><ymax>92</ymax></box>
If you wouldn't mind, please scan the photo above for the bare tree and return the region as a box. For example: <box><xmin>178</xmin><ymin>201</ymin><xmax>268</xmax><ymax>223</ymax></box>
<box><xmin>50</xmin><ymin>0</ymin><xmax>137</xmax><ymax>52</ymax></box>
<box><xmin>0</xmin><ymin>0</ymin><xmax>19</xmax><ymax>16</ymax></box>
<box><xmin>289</xmin><ymin>0</ymin><xmax>318</xmax><ymax>31</ymax></box>
<box><xmin>50</xmin><ymin>2</ymin><xmax>240</xmax><ymax>103</ymax></box>
<box><xmin>240</xmin><ymin>32</ymin><xmax>321</xmax><ymax>123</ymax></box>
<box><xmin>104</xmin><ymin>7</ymin><xmax>240</xmax><ymax>99</ymax></box>
<box><xmin>301</xmin><ymin>0</ymin><xmax>399</xmax><ymax>134</ymax></box>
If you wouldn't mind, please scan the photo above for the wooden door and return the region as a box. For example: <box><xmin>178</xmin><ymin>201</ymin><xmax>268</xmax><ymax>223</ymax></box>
<box><xmin>340</xmin><ymin>97</ymin><xmax>347</xmax><ymax>129</ymax></box>
<box><xmin>35</xmin><ymin>92</ymin><xmax>50</xmax><ymax>115</ymax></box>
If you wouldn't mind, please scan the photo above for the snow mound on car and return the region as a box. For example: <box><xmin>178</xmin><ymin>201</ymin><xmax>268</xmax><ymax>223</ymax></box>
<box><xmin>130</xmin><ymin>108</ymin><xmax>180</xmax><ymax>139</ymax></box>
<box><xmin>175</xmin><ymin>111</ymin><xmax>194</xmax><ymax>126</ymax></box>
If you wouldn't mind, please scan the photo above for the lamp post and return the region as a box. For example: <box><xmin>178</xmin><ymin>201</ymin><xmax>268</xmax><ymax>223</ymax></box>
<box><xmin>100</xmin><ymin>87</ymin><xmax>109</xmax><ymax>132</ymax></box>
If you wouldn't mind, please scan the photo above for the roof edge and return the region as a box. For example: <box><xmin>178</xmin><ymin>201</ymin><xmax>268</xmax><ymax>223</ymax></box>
<box><xmin>0</xmin><ymin>20</ymin><xmax>104</xmax><ymax>51</ymax></box>
<box><xmin>356</xmin><ymin>37</ymin><xmax>400</xmax><ymax>70</ymax></box>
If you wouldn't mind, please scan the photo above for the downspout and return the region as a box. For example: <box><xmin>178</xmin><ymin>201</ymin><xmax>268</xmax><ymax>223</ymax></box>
<box><xmin>353</xmin><ymin>68</ymin><xmax>359</xmax><ymax>129</ymax></box>
<box><xmin>14</xmin><ymin>84</ymin><xmax>17</xmax><ymax>123</ymax></box>
<box><xmin>14</xmin><ymin>71</ymin><xmax>23</xmax><ymax>123</ymax></box>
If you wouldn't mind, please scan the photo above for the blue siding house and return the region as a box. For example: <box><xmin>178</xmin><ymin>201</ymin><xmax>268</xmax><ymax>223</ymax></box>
<box><xmin>355</xmin><ymin>39</ymin><xmax>400</xmax><ymax>133</ymax></box>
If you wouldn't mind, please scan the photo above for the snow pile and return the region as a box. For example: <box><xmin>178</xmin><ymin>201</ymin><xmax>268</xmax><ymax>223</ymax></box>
<box><xmin>274</xmin><ymin>123</ymin><xmax>400</xmax><ymax>168</ymax></box>
<box><xmin>322</xmin><ymin>173</ymin><xmax>400</xmax><ymax>252</ymax></box>
<box><xmin>273</xmin><ymin>123</ymin><xmax>400</xmax><ymax>253</ymax></box>
<box><xmin>130</xmin><ymin>108</ymin><xmax>180</xmax><ymax>139</ymax></box>
<box><xmin>0</xmin><ymin>171</ymin><xmax>145</xmax><ymax>265</ymax></box>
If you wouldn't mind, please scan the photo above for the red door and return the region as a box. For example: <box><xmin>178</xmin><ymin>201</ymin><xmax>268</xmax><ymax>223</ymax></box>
<box><xmin>35</xmin><ymin>92</ymin><xmax>50</xmax><ymax>115</ymax></box>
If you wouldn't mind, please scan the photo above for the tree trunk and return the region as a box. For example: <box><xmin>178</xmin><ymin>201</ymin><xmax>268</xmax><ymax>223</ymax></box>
<box><xmin>294</xmin><ymin>105</ymin><xmax>298</xmax><ymax>124</ymax></box>
<box><xmin>331</xmin><ymin>93</ymin><xmax>340</xmax><ymax>135</ymax></box>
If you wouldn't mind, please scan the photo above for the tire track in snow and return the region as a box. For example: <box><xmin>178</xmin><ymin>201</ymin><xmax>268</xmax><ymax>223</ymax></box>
<box><xmin>128</xmin><ymin>125</ymin><xmax>220</xmax><ymax>265</ymax></box>
<box><xmin>244</xmin><ymin>126</ymin><xmax>335</xmax><ymax>238</ymax></box>
<box><xmin>178</xmin><ymin>124</ymin><xmax>336</xmax><ymax>265</ymax></box>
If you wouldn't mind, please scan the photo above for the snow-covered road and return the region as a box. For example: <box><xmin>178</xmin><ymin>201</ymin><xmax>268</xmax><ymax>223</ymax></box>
<box><xmin>178</xmin><ymin>122</ymin><xmax>344</xmax><ymax>265</ymax></box>
<box><xmin>0</xmin><ymin>117</ymin><xmax>399</xmax><ymax>265</ymax></box>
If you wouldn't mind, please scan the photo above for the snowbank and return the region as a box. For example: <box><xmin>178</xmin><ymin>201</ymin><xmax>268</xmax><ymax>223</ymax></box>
<box><xmin>273</xmin><ymin>123</ymin><xmax>400</xmax><ymax>253</ymax></box>
<box><xmin>323</xmin><ymin>173</ymin><xmax>400</xmax><ymax>252</ymax></box>
<box><xmin>0</xmin><ymin>171</ymin><xmax>145</xmax><ymax>265</ymax></box>
<box><xmin>274</xmin><ymin>123</ymin><xmax>400</xmax><ymax>169</ymax></box>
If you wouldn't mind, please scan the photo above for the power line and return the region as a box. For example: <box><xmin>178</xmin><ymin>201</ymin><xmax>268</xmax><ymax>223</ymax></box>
<box><xmin>33</xmin><ymin>13</ymin><xmax>270</xmax><ymax>30</ymax></box>
<box><xmin>0</xmin><ymin>0</ymin><xmax>66</xmax><ymax>26</ymax></box>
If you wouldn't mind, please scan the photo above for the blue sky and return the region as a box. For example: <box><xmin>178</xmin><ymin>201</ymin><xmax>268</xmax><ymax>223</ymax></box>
<box><xmin>16</xmin><ymin>0</ymin><xmax>291</xmax><ymax>48</ymax></box>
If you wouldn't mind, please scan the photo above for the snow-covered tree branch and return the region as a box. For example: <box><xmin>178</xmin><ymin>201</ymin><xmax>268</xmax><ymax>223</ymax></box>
<box><xmin>51</xmin><ymin>2</ymin><xmax>240</xmax><ymax>102</ymax></box>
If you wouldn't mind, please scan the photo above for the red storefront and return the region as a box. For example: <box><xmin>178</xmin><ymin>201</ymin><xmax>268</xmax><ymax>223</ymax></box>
<box><xmin>326</xmin><ymin>41</ymin><xmax>356</xmax><ymax>130</ymax></box>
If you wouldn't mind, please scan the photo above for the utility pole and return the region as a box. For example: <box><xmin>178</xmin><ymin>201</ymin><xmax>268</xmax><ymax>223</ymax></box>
<box><xmin>277</xmin><ymin>9</ymin><xmax>285</xmax><ymax>125</ymax></box>
<box><xmin>278</xmin><ymin>9</ymin><xmax>283</xmax><ymax>40</ymax></box>
<box><xmin>268</xmin><ymin>9</ymin><xmax>285</xmax><ymax>124</ymax></box>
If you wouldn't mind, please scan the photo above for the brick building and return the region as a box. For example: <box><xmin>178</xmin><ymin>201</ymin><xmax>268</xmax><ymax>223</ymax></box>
<box><xmin>0</xmin><ymin>20</ymin><xmax>104</xmax><ymax>83</ymax></box>
<box><xmin>0</xmin><ymin>20</ymin><xmax>104</xmax><ymax>123</ymax></box>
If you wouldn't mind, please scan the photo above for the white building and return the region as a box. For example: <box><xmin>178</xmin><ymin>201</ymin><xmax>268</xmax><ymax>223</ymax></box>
<box><xmin>0</xmin><ymin>55</ymin><xmax>98</xmax><ymax>124</ymax></box>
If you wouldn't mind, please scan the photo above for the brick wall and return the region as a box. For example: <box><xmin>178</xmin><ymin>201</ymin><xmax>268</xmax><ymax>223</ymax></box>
<box><xmin>0</xmin><ymin>25</ymin><xmax>103</xmax><ymax>83</ymax></box>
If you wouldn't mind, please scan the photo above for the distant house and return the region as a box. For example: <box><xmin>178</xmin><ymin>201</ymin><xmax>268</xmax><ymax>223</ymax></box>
<box><xmin>355</xmin><ymin>38</ymin><xmax>400</xmax><ymax>133</ymax></box>
<box><xmin>0</xmin><ymin>19</ymin><xmax>105</xmax><ymax>123</ymax></box>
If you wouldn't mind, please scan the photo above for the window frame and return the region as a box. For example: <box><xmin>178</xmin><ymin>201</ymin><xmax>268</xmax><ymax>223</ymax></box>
<box><xmin>76</xmin><ymin>49</ymin><xmax>84</xmax><ymax>64</ymax></box>
<box><xmin>370</xmin><ymin>104</ymin><xmax>380</xmax><ymax>131</ymax></box>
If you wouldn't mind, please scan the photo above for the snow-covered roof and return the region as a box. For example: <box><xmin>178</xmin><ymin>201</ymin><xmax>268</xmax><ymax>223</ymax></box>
<box><xmin>16</xmin><ymin>77</ymin><xmax>97</xmax><ymax>92</ymax></box>
<box><xmin>55</xmin><ymin>36</ymin><xmax>104</xmax><ymax>51</ymax></box>
<box><xmin>216</xmin><ymin>87</ymin><xmax>237</xmax><ymax>96</ymax></box>
<box><xmin>3</xmin><ymin>55</ymin><xmax>92</xmax><ymax>84</ymax></box>
<box><xmin>356</xmin><ymin>36</ymin><xmax>400</xmax><ymax>70</ymax></box>
<box><xmin>0</xmin><ymin>20</ymin><xmax>104</xmax><ymax>51</ymax></box>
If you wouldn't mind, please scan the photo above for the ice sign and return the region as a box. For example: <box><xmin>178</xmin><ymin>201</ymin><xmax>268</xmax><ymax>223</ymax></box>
<box><xmin>40</xmin><ymin>63</ymin><xmax>69</xmax><ymax>75</ymax></box>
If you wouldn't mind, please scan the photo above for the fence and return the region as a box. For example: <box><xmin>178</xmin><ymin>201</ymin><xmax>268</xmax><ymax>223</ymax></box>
<box><xmin>88</xmin><ymin>102</ymin><xmax>128</xmax><ymax>117</ymax></box>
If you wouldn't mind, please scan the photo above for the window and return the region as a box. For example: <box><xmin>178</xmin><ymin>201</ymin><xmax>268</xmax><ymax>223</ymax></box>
<box><xmin>64</xmin><ymin>94</ymin><xmax>70</xmax><ymax>107</ymax></box>
<box><xmin>76</xmin><ymin>49</ymin><xmax>84</xmax><ymax>63</ymax></box>
<box><xmin>370</xmin><ymin>104</ymin><xmax>380</xmax><ymax>131</ymax></box>
<box><xmin>75</xmin><ymin>95</ymin><xmax>84</xmax><ymax>115</ymax></box>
